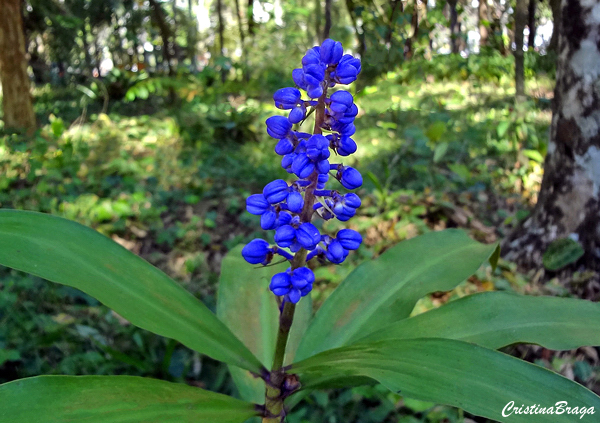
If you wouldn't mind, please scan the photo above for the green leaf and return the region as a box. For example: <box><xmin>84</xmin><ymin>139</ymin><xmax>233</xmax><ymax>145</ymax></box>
<box><xmin>496</xmin><ymin>120</ymin><xmax>511</xmax><ymax>138</ymax></box>
<box><xmin>425</xmin><ymin>121</ymin><xmax>447</xmax><ymax>142</ymax></box>
<box><xmin>0</xmin><ymin>210</ymin><xmax>263</xmax><ymax>373</ymax></box>
<box><xmin>295</xmin><ymin>230</ymin><xmax>497</xmax><ymax>360</ymax></box>
<box><xmin>0</xmin><ymin>376</ymin><xmax>258</xmax><ymax>423</ymax></box>
<box><xmin>432</xmin><ymin>142</ymin><xmax>449</xmax><ymax>163</ymax></box>
<box><xmin>291</xmin><ymin>339</ymin><xmax>600</xmax><ymax>422</ymax></box>
<box><xmin>489</xmin><ymin>244</ymin><xmax>500</xmax><ymax>271</ymax></box>
<box><xmin>217</xmin><ymin>246</ymin><xmax>311</xmax><ymax>402</ymax></box>
<box><xmin>543</xmin><ymin>237</ymin><xmax>585</xmax><ymax>271</ymax></box>
<box><xmin>357</xmin><ymin>291</ymin><xmax>600</xmax><ymax>350</ymax></box>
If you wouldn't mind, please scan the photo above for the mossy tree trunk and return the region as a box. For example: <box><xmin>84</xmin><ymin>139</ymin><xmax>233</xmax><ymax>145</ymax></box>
<box><xmin>502</xmin><ymin>0</ymin><xmax>600</xmax><ymax>274</ymax></box>
<box><xmin>0</xmin><ymin>0</ymin><xmax>36</xmax><ymax>133</ymax></box>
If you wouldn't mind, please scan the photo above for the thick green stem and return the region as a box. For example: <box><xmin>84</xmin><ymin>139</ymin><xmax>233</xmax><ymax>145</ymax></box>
<box><xmin>261</xmin><ymin>72</ymin><xmax>329</xmax><ymax>423</ymax></box>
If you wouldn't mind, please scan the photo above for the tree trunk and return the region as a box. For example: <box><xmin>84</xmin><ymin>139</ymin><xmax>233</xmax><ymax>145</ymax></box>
<box><xmin>315</xmin><ymin>0</ymin><xmax>322</xmax><ymax>44</ymax></box>
<box><xmin>188</xmin><ymin>0</ymin><xmax>198</xmax><ymax>71</ymax></box>
<box><xmin>247</xmin><ymin>0</ymin><xmax>255</xmax><ymax>36</ymax></box>
<box><xmin>216</xmin><ymin>0</ymin><xmax>226</xmax><ymax>82</ymax></box>
<box><xmin>502</xmin><ymin>0</ymin><xmax>600</xmax><ymax>276</ymax></box>
<box><xmin>514</xmin><ymin>0</ymin><xmax>527</xmax><ymax>99</ymax></box>
<box><xmin>527</xmin><ymin>0</ymin><xmax>536</xmax><ymax>49</ymax></box>
<box><xmin>478</xmin><ymin>0</ymin><xmax>489</xmax><ymax>47</ymax></box>
<box><xmin>447</xmin><ymin>0</ymin><xmax>459</xmax><ymax>54</ymax></box>
<box><xmin>548</xmin><ymin>0</ymin><xmax>560</xmax><ymax>51</ymax></box>
<box><xmin>385</xmin><ymin>0</ymin><xmax>403</xmax><ymax>46</ymax></box>
<box><xmin>322</xmin><ymin>0</ymin><xmax>331</xmax><ymax>41</ymax></box>
<box><xmin>148</xmin><ymin>0</ymin><xmax>174</xmax><ymax>75</ymax></box>
<box><xmin>345</xmin><ymin>0</ymin><xmax>365</xmax><ymax>58</ymax></box>
<box><xmin>405</xmin><ymin>0</ymin><xmax>419</xmax><ymax>59</ymax></box>
<box><xmin>0</xmin><ymin>0</ymin><xmax>36</xmax><ymax>133</ymax></box>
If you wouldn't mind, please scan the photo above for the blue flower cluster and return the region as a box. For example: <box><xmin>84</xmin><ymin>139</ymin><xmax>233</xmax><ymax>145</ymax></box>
<box><xmin>242</xmin><ymin>39</ymin><xmax>363</xmax><ymax>305</ymax></box>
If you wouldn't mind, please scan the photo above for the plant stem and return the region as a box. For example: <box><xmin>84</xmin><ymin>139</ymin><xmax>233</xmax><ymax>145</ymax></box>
<box><xmin>262</xmin><ymin>75</ymin><xmax>329</xmax><ymax>423</ymax></box>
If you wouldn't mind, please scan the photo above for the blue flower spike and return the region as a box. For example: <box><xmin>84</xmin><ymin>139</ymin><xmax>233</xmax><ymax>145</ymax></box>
<box><xmin>242</xmin><ymin>38</ymin><xmax>363</xmax><ymax>304</ymax></box>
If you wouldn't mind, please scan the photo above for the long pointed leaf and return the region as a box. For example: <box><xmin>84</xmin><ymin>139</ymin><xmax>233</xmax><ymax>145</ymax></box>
<box><xmin>296</xmin><ymin>230</ymin><xmax>497</xmax><ymax>360</ymax></box>
<box><xmin>217</xmin><ymin>246</ymin><xmax>312</xmax><ymax>403</ymax></box>
<box><xmin>0</xmin><ymin>210</ymin><xmax>263</xmax><ymax>373</ymax></box>
<box><xmin>291</xmin><ymin>338</ymin><xmax>600</xmax><ymax>423</ymax></box>
<box><xmin>0</xmin><ymin>376</ymin><xmax>258</xmax><ymax>423</ymax></box>
<box><xmin>358</xmin><ymin>291</ymin><xmax>600</xmax><ymax>349</ymax></box>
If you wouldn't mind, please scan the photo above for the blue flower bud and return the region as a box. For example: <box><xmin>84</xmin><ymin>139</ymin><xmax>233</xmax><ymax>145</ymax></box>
<box><xmin>317</xmin><ymin>173</ymin><xmax>329</xmax><ymax>189</ymax></box>
<box><xmin>287</xmin><ymin>191</ymin><xmax>304</xmax><ymax>213</ymax></box>
<box><xmin>343</xmin><ymin>193</ymin><xmax>362</xmax><ymax>209</ymax></box>
<box><xmin>292</xmin><ymin>68</ymin><xmax>308</xmax><ymax>90</ymax></box>
<box><xmin>306</xmin><ymin>134</ymin><xmax>331</xmax><ymax>161</ymax></box>
<box><xmin>338</xmin><ymin>136</ymin><xmax>357</xmax><ymax>156</ymax></box>
<box><xmin>296</xmin><ymin>222</ymin><xmax>321</xmax><ymax>250</ymax></box>
<box><xmin>304</xmin><ymin>64</ymin><xmax>325</xmax><ymax>86</ymax></box>
<box><xmin>266</xmin><ymin>116</ymin><xmax>292</xmax><ymax>139</ymax></box>
<box><xmin>273</xmin><ymin>87</ymin><xmax>301</xmax><ymax>109</ymax></box>
<box><xmin>316</xmin><ymin>159</ymin><xmax>330</xmax><ymax>175</ymax></box>
<box><xmin>275</xmin><ymin>138</ymin><xmax>295</xmax><ymax>155</ymax></box>
<box><xmin>270</xmin><ymin>271</ymin><xmax>291</xmax><ymax>296</ymax></box>
<box><xmin>287</xmin><ymin>288</ymin><xmax>301</xmax><ymax>303</ymax></box>
<box><xmin>329</xmin><ymin>91</ymin><xmax>354</xmax><ymax>113</ymax></box>
<box><xmin>337</xmin><ymin>104</ymin><xmax>359</xmax><ymax>124</ymax></box>
<box><xmin>246</xmin><ymin>194</ymin><xmax>270</xmax><ymax>215</ymax></box>
<box><xmin>340</xmin><ymin>167</ymin><xmax>362</xmax><ymax>189</ymax></box>
<box><xmin>337</xmin><ymin>229</ymin><xmax>362</xmax><ymax>250</ymax></box>
<box><xmin>278</xmin><ymin>212</ymin><xmax>293</xmax><ymax>226</ymax></box>
<box><xmin>307</xmin><ymin>84</ymin><xmax>324</xmax><ymax>99</ymax></box>
<box><xmin>274</xmin><ymin>224</ymin><xmax>296</xmax><ymax>247</ymax></box>
<box><xmin>261</xmin><ymin>211</ymin><xmax>277</xmax><ymax>230</ymax></box>
<box><xmin>242</xmin><ymin>239</ymin><xmax>272</xmax><ymax>264</ymax></box>
<box><xmin>334</xmin><ymin>55</ymin><xmax>361</xmax><ymax>84</ymax></box>
<box><xmin>302</xmin><ymin>47</ymin><xmax>321</xmax><ymax>67</ymax></box>
<box><xmin>281</xmin><ymin>153</ymin><xmax>295</xmax><ymax>173</ymax></box>
<box><xmin>290</xmin><ymin>267</ymin><xmax>315</xmax><ymax>289</ymax></box>
<box><xmin>289</xmin><ymin>106</ymin><xmax>306</xmax><ymax>124</ymax></box>
<box><xmin>320</xmin><ymin>39</ymin><xmax>343</xmax><ymax>65</ymax></box>
<box><xmin>325</xmin><ymin>239</ymin><xmax>348</xmax><ymax>264</ymax></box>
<box><xmin>291</xmin><ymin>153</ymin><xmax>315</xmax><ymax>178</ymax></box>
<box><xmin>264</xmin><ymin>179</ymin><xmax>290</xmax><ymax>204</ymax></box>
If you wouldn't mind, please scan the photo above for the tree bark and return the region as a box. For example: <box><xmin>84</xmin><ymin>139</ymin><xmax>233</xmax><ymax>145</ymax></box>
<box><xmin>514</xmin><ymin>0</ymin><xmax>527</xmax><ymax>99</ymax></box>
<box><xmin>148</xmin><ymin>0</ymin><xmax>175</xmax><ymax>75</ymax></box>
<box><xmin>322</xmin><ymin>0</ymin><xmax>331</xmax><ymax>41</ymax></box>
<box><xmin>527</xmin><ymin>0</ymin><xmax>536</xmax><ymax>49</ymax></box>
<box><xmin>478</xmin><ymin>0</ymin><xmax>489</xmax><ymax>47</ymax></box>
<box><xmin>447</xmin><ymin>0</ymin><xmax>460</xmax><ymax>54</ymax></box>
<box><xmin>0</xmin><ymin>0</ymin><xmax>36</xmax><ymax>133</ymax></box>
<box><xmin>247</xmin><ymin>0</ymin><xmax>255</xmax><ymax>36</ymax></box>
<box><xmin>315</xmin><ymin>0</ymin><xmax>322</xmax><ymax>44</ymax></box>
<box><xmin>405</xmin><ymin>0</ymin><xmax>419</xmax><ymax>59</ymax></box>
<box><xmin>502</xmin><ymin>0</ymin><xmax>600</xmax><ymax>275</ymax></box>
<box><xmin>548</xmin><ymin>0</ymin><xmax>560</xmax><ymax>51</ymax></box>
<box><xmin>345</xmin><ymin>0</ymin><xmax>365</xmax><ymax>58</ymax></box>
<box><xmin>216</xmin><ymin>0</ymin><xmax>226</xmax><ymax>82</ymax></box>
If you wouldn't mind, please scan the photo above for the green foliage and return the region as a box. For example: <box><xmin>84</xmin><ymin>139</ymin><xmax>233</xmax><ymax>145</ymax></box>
<box><xmin>0</xmin><ymin>376</ymin><xmax>258</xmax><ymax>423</ymax></box>
<box><xmin>360</xmin><ymin>291</ymin><xmax>600</xmax><ymax>349</ymax></box>
<box><xmin>1</xmin><ymin>213</ymin><xmax>599</xmax><ymax>422</ymax></box>
<box><xmin>295</xmin><ymin>230</ymin><xmax>498</xmax><ymax>360</ymax></box>
<box><xmin>0</xmin><ymin>210</ymin><xmax>263</xmax><ymax>373</ymax></box>
<box><xmin>217</xmin><ymin>246</ymin><xmax>312</xmax><ymax>402</ymax></box>
<box><xmin>543</xmin><ymin>238</ymin><xmax>586</xmax><ymax>271</ymax></box>
<box><xmin>291</xmin><ymin>338</ymin><xmax>600</xmax><ymax>422</ymax></box>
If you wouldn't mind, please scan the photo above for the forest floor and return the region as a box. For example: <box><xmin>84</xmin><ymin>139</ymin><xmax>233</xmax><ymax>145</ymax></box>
<box><xmin>1</xmin><ymin>69</ymin><xmax>597</xmax><ymax>422</ymax></box>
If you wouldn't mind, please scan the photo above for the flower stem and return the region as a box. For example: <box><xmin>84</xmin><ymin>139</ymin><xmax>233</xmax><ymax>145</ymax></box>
<box><xmin>262</xmin><ymin>78</ymin><xmax>329</xmax><ymax>423</ymax></box>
